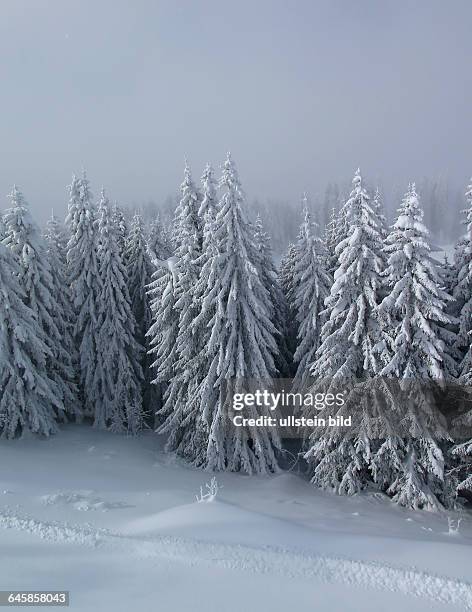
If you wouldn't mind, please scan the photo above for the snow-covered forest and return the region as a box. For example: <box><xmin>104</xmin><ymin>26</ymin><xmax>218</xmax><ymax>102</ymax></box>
<box><xmin>146</xmin><ymin>175</ymin><xmax>466</xmax><ymax>258</ymax></box>
<box><xmin>1</xmin><ymin>155</ymin><xmax>471</xmax><ymax>515</ymax></box>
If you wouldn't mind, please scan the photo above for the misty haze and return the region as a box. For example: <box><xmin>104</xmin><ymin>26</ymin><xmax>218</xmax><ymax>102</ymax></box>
<box><xmin>1</xmin><ymin>0</ymin><xmax>471</xmax><ymax>249</ymax></box>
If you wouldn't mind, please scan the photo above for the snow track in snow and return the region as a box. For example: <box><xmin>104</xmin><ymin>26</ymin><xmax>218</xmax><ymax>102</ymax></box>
<box><xmin>1</xmin><ymin>507</ymin><xmax>472</xmax><ymax>610</ymax></box>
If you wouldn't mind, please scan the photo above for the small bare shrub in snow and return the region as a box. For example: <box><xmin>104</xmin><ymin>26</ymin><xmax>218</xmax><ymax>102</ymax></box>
<box><xmin>196</xmin><ymin>477</ymin><xmax>221</xmax><ymax>503</ymax></box>
<box><xmin>446</xmin><ymin>516</ymin><xmax>462</xmax><ymax>536</ymax></box>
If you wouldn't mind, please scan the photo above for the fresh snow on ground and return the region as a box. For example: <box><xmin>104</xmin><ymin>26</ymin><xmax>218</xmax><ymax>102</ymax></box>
<box><xmin>0</xmin><ymin>425</ymin><xmax>471</xmax><ymax>611</ymax></box>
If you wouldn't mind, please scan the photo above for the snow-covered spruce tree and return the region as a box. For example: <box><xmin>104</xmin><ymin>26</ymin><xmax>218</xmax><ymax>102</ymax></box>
<box><xmin>92</xmin><ymin>191</ymin><xmax>144</xmax><ymax>432</ymax></box>
<box><xmin>147</xmin><ymin>164</ymin><xmax>201</xmax><ymax>426</ymax></box>
<box><xmin>43</xmin><ymin>213</ymin><xmax>80</xmax><ymax>419</ymax></box>
<box><xmin>279</xmin><ymin>242</ymin><xmax>296</xmax><ymax>300</ymax></box>
<box><xmin>147</xmin><ymin>259</ymin><xmax>179</xmax><ymax>386</ymax></box>
<box><xmin>452</xmin><ymin>437</ymin><xmax>472</xmax><ymax>495</ymax></box>
<box><xmin>198</xmin><ymin>162</ymin><xmax>218</xmax><ymax>218</ymax></box>
<box><xmin>145</xmin><ymin>211</ymin><xmax>175</xmax><ymax>413</ymax></box>
<box><xmin>66</xmin><ymin>172</ymin><xmax>102</xmax><ymax>416</ymax></box>
<box><xmin>304</xmin><ymin>169</ymin><xmax>385</xmax><ymax>495</ymax></box>
<box><xmin>372</xmin><ymin>187</ymin><xmax>389</xmax><ymax>302</ymax></box>
<box><xmin>374</xmin><ymin>184</ymin><xmax>457</xmax><ymax>510</ymax></box>
<box><xmin>291</xmin><ymin>207</ymin><xmax>332</xmax><ymax>392</ymax></box>
<box><xmin>254</xmin><ymin>213</ymin><xmax>292</xmax><ymax>377</ymax></box>
<box><xmin>3</xmin><ymin>187</ymin><xmax>79</xmax><ymax>422</ymax></box>
<box><xmin>443</xmin><ymin>180</ymin><xmax>472</xmax><ymax>318</ymax></box>
<box><xmin>171</xmin><ymin>161</ymin><xmax>203</xmax><ymax>253</ymax></box>
<box><xmin>441</xmin><ymin>254</ymin><xmax>456</xmax><ymax>297</ymax></box>
<box><xmin>323</xmin><ymin>206</ymin><xmax>339</xmax><ymax>275</ymax></box>
<box><xmin>372</xmin><ymin>188</ymin><xmax>388</xmax><ymax>239</ymax></box>
<box><xmin>0</xmin><ymin>234</ymin><xmax>62</xmax><ymax>438</ymax></box>
<box><xmin>190</xmin><ymin>153</ymin><xmax>281</xmax><ymax>474</ymax></box>
<box><xmin>278</xmin><ymin>241</ymin><xmax>298</xmax><ymax>359</ymax></box>
<box><xmin>125</xmin><ymin>213</ymin><xmax>154</xmax><ymax>346</ymax></box>
<box><xmin>125</xmin><ymin>212</ymin><xmax>155</xmax><ymax>413</ymax></box>
<box><xmin>452</xmin><ymin>179</ymin><xmax>472</xmax><ymax>362</ymax></box>
<box><xmin>154</xmin><ymin>163</ymin><xmax>205</xmax><ymax>449</ymax></box>
<box><xmin>112</xmin><ymin>203</ymin><xmax>128</xmax><ymax>260</ymax></box>
<box><xmin>155</xmin><ymin>163</ymin><xmax>219</xmax><ymax>462</ymax></box>
<box><xmin>147</xmin><ymin>214</ymin><xmax>173</xmax><ymax>262</ymax></box>
<box><xmin>323</xmin><ymin>199</ymin><xmax>352</xmax><ymax>278</ymax></box>
<box><xmin>451</xmin><ymin>178</ymin><xmax>472</xmax><ymax>493</ymax></box>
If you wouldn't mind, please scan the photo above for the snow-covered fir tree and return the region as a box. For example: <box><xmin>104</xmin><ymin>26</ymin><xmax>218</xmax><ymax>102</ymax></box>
<box><xmin>452</xmin><ymin>178</ymin><xmax>472</xmax><ymax>366</ymax></box>
<box><xmin>372</xmin><ymin>187</ymin><xmax>390</xmax><ymax>302</ymax></box>
<box><xmin>125</xmin><ymin>212</ymin><xmax>155</xmax><ymax>413</ymax></box>
<box><xmin>291</xmin><ymin>207</ymin><xmax>332</xmax><ymax>391</ymax></box>
<box><xmin>445</xmin><ymin>183</ymin><xmax>472</xmax><ymax>321</ymax></box>
<box><xmin>304</xmin><ymin>169</ymin><xmax>385</xmax><ymax>495</ymax></box>
<box><xmin>374</xmin><ymin>184</ymin><xmax>457</xmax><ymax>510</ymax></box>
<box><xmin>112</xmin><ymin>203</ymin><xmax>128</xmax><ymax>260</ymax></box>
<box><xmin>92</xmin><ymin>191</ymin><xmax>144</xmax><ymax>432</ymax></box>
<box><xmin>43</xmin><ymin>213</ymin><xmax>80</xmax><ymax>419</ymax></box>
<box><xmin>125</xmin><ymin>212</ymin><xmax>154</xmax><ymax>347</ymax></box>
<box><xmin>380</xmin><ymin>185</ymin><xmax>457</xmax><ymax>381</ymax></box>
<box><xmin>279</xmin><ymin>242</ymin><xmax>297</xmax><ymax>300</ymax></box>
<box><xmin>254</xmin><ymin>213</ymin><xmax>292</xmax><ymax>377</ymax></box>
<box><xmin>450</xmin><ymin>177</ymin><xmax>472</xmax><ymax>493</ymax></box>
<box><xmin>323</xmin><ymin>206</ymin><xmax>339</xmax><ymax>275</ymax></box>
<box><xmin>154</xmin><ymin>163</ymin><xmax>205</xmax><ymax>453</ymax></box>
<box><xmin>278</xmin><ymin>241</ymin><xmax>298</xmax><ymax>359</ymax></box>
<box><xmin>147</xmin><ymin>170</ymin><xmax>196</xmax><ymax>422</ymax></box>
<box><xmin>147</xmin><ymin>260</ymin><xmax>180</xmax><ymax>409</ymax></box>
<box><xmin>452</xmin><ymin>438</ymin><xmax>472</xmax><ymax>494</ymax></box>
<box><xmin>441</xmin><ymin>254</ymin><xmax>456</xmax><ymax>297</ymax></box>
<box><xmin>190</xmin><ymin>153</ymin><xmax>281</xmax><ymax>473</ymax></box>
<box><xmin>147</xmin><ymin>214</ymin><xmax>173</xmax><ymax>262</ymax></box>
<box><xmin>372</xmin><ymin>188</ymin><xmax>388</xmax><ymax>239</ymax></box>
<box><xmin>3</xmin><ymin>187</ymin><xmax>79</xmax><ymax>422</ymax></box>
<box><xmin>66</xmin><ymin>172</ymin><xmax>102</xmax><ymax>416</ymax></box>
<box><xmin>310</xmin><ymin>170</ymin><xmax>385</xmax><ymax>382</ymax></box>
<box><xmin>171</xmin><ymin>161</ymin><xmax>203</xmax><ymax>253</ymax></box>
<box><xmin>0</xmin><ymin>230</ymin><xmax>62</xmax><ymax>438</ymax></box>
<box><xmin>156</xmin><ymin>163</ymin><xmax>219</xmax><ymax>462</ymax></box>
<box><xmin>198</xmin><ymin>162</ymin><xmax>218</xmax><ymax>218</ymax></box>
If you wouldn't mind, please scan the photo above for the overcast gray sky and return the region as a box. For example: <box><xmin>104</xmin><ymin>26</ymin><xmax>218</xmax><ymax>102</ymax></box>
<box><xmin>1</xmin><ymin>0</ymin><xmax>471</xmax><ymax>222</ymax></box>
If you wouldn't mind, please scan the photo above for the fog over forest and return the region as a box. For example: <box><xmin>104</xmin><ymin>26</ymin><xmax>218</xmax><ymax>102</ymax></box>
<box><xmin>1</xmin><ymin>0</ymin><xmax>471</xmax><ymax>251</ymax></box>
<box><xmin>138</xmin><ymin>173</ymin><xmax>466</xmax><ymax>256</ymax></box>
